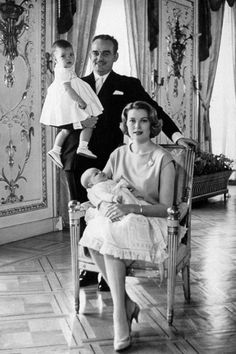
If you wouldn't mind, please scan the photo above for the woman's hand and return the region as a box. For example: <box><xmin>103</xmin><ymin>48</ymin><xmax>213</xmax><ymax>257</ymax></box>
<box><xmin>105</xmin><ymin>203</ymin><xmax>131</xmax><ymax>222</ymax></box>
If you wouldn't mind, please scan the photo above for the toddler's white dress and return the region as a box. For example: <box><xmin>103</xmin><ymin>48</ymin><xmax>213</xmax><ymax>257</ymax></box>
<box><xmin>80</xmin><ymin>144</ymin><xmax>185</xmax><ymax>265</ymax></box>
<box><xmin>40</xmin><ymin>66</ymin><xmax>103</xmax><ymax>129</ymax></box>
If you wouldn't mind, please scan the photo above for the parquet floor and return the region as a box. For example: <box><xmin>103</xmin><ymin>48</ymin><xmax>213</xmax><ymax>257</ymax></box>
<box><xmin>0</xmin><ymin>186</ymin><xmax>236</xmax><ymax>353</ymax></box>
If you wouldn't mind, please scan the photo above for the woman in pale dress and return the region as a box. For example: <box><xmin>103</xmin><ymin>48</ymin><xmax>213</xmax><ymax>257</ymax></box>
<box><xmin>79</xmin><ymin>101</ymin><xmax>176</xmax><ymax>351</ymax></box>
<box><xmin>40</xmin><ymin>40</ymin><xmax>103</xmax><ymax>168</ymax></box>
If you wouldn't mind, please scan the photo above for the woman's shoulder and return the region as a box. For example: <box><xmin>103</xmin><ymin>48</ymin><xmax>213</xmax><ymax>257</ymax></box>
<box><xmin>108</xmin><ymin>144</ymin><xmax>129</xmax><ymax>164</ymax></box>
<box><xmin>152</xmin><ymin>145</ymin><xmax>174</xmax><ymax>165</ymax></box>
<box><xmin>111</xmin><ymin>144</ymin><xmax>128</xmax><ymax>155</ymax></box>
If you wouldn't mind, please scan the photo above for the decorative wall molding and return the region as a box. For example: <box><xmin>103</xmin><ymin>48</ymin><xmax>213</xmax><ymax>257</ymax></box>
<box><xmin>156</xmin><ymin>0</ymin><xmax>196</xmax><ymax>141</ymax></box>
<box><xmin>0</xmin><ymin>0</ymin><xmax>48</xmax><ymax>217</ymax></box>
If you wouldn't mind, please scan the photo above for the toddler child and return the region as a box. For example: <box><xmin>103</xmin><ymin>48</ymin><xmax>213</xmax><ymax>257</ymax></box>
<box><xmin>40</xmin><ymin>39</ymin><xmax>103</xmax><ymax>168</ymax></box>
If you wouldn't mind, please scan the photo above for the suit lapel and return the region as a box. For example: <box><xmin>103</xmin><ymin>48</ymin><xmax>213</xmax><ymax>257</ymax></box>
<box><xmin>98</xmin><ymin>71</ymin><xmax>118</xmax><ymax>97</ymax></box>
<box><xmin>83</xmin><ymin>71</ymin><xmax>120</xmax><ymax>98</ymax></box>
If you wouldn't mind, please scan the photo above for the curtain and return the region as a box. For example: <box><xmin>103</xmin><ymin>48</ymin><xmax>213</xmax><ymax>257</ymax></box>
<box><xmin>61</xmin><ymin>0</ymin><xmax>102</xmax><ymax>76</ymax></box>
<box><xmin>231</xmin><ymin>3</ymin><xmax>236</xmax><ymax>180</ymax></box>
<box><xmin>124</xmin><ymin>0</ymin><xmax>152</xmax><ymax>94</ymax></box>
<box><xmin>232</xmin><ymin>2</ymin><xmax>236</xmax><ymax>95</ymax></box>
<box><xmin>209</xmin><ymin>0</ymin><xmax>236</xmax><ymax>11</ymax></box>
<box><xmin>209</xmin><ymin>3</ymin><xmax>236</xmax><ymax>182</ymax></box>
<box><xmin>57</xmin><ymin>0</ymin><xmax>77</xmax><ymax>34</ymax></box>
<box><xmin>198</xmin><ymin>6</ymin><xmax>224</xmax><ymax>152</ymax></box>
<box><xmin>59</xmin><ymin>0</ymin><xmax>102</xmax><ymax>224</ymax></box>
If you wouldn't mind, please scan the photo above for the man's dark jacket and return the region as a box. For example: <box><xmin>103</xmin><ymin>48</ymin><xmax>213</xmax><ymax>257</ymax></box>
<box><xmin>61</xmin><ymin>71</ymin><xmax>180</xmax><ymax>201</ymax></box>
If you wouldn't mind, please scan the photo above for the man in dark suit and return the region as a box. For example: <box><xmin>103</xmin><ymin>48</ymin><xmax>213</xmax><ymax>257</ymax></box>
<box><xmin>61</xmin><ymin>34</ymin><xmax>196</xmax><ymax>290</ymax></box>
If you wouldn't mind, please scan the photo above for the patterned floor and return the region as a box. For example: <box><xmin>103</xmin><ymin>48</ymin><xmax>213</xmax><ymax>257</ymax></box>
<box><xmin>0</xmin><ymin>186</ymin><xmax>236</xmax><ymax>353</ymax></box>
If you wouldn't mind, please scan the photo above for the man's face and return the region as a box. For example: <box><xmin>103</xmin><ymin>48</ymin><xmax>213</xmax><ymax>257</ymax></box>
<box><xmin>90</xmin><ymin>39</ymin><xmax>118</xmax><ymax>76</ymax></box>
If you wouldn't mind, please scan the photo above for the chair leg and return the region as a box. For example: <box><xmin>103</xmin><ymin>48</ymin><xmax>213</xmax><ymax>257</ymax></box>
<box><xmin>70</xmin><ymin>224</ymin><xmax>80</xmax><ymax>313</ymax></box>
<box><xmin>167</xmin><ymin>249</ymin><xmax>177</xmax><ymax>325</ymax></box>
<box><xmin>167</xmin><ymin>206</ymin><xmax>179</xmax><ymax>325</ymax></box>
<box><xmin>68</xmin><ymin>202</ymin><xmax>81</xmax><ymax>314</ymax></box>
<box><xmin>182</xmin><ymin>263</ymin><xmax>191</xmax><ymax>302</ymax></box>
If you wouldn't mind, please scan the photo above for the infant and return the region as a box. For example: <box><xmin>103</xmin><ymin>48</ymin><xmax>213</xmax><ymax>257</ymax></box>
<box><xmin>80</xmin><ymin>167</ymin><xmax>141</xmax><ymax>208</ymax></box>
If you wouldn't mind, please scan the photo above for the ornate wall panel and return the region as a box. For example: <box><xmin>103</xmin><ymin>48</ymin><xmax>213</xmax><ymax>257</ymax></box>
<box><xmin>0</xmin><ymin>0</ymin><xmax>59</xmax><ymax>243</ymax></box>
<box><xmin>155</xmin><ymin>0</ymin><xmax>198</xmax><ymax>143</ymax></box>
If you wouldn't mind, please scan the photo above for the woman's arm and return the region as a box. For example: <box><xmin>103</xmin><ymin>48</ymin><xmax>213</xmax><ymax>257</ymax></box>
<box><xmin>103</xmin><ymin>159</ymin><xmax>176</xmax><ymax>221</ymax></box>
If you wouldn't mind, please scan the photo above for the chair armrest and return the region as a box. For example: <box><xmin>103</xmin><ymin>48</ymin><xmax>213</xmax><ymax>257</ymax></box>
<box><xmin>68</xmin><ymin>200</ymin><xmax>93</xmax><ymax>221</ymax></box>
<box><xmin>178</xmin><ymin>202</ymin><xmax>188</xmax><ymax>221</ymax></box>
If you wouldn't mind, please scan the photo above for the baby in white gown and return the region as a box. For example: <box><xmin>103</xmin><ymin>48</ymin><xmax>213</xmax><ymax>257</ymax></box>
<box><xmin>81</xmin><ymin>167</ymin><xmax>143</xmax><ymax>213</ymax></box>
<box><xmin>80</xmin><ymin>166</ymin><xmax>168</xmax><ymax>264</ymax></box>
<box><xmin>40</xmin><ymin>40</ymin><xmax>103</xmax><ymax>168</ymax></box>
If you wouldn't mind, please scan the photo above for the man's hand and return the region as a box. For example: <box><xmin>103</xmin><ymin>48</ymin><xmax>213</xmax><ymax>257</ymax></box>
<box><xmin>176</xmin><ymin>137</ymin><xmax>198</xmax><ymax>149</ymax></box>
<box><xmin>81</xmin><ymin>116</ymin><xmax>98</xmax><ymax>129</ymax></box>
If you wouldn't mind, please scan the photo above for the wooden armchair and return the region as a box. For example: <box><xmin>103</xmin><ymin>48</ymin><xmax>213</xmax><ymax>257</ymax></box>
<box><xmin>68</xmin><ymin>145</ymin><xmax>195</xmax><ymax>325</ymax></box>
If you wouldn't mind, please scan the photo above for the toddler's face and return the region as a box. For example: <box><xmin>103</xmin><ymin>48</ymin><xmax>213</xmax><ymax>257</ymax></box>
<box><xmin>54</xmin><ymin>47</ymin><xmax>75</xmax><ymax>68</ymax></box>
<box><xmin>89</xmin><ymin>169</ymin><xmax>108</xmax><ymax>186</ymax></box>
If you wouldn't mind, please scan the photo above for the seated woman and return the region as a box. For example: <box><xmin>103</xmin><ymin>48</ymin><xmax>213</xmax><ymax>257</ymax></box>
<box><xmin>79</xmin><ymin>101</ymin><xmax>176</xmax><ymax>351</ymax></box>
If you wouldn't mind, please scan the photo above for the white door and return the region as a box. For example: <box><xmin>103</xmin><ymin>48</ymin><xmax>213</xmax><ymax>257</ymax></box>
<box><xmin>0</xmin><ymin>0</ymin><xmax>60</xmax><ymax>244</ymax></box>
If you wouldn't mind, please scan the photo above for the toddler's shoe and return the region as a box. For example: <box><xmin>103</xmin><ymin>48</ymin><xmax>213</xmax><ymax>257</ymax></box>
<box><xmin>76</xmin><ymin>146</ymin><xmax>97</xmax><ymax>159</ymax></box>
<box><xmin>47</xmin><ymin>150</ymin><xmax>63</xmax><ymax>168</ymax></box>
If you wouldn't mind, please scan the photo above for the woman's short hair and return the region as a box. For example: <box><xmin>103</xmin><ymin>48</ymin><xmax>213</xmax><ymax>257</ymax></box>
<box><xmin>120</xmin><ymin>101</ymin><xmax>163</xmax><ymax>138</ymax></box>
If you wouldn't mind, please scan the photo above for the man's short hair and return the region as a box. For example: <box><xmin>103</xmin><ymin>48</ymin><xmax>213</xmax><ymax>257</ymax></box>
<box><xmin>92</xmin><ymin>34</ymin><xmax>119</xmax><ymax>54</ymax></box>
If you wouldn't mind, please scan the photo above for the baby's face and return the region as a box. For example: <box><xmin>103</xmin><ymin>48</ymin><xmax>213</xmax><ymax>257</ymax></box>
<box><xmin>54</xmin><ymin>47</ymin><xmax>75</xmax><ymax>68</ymax></box>
<box><xmin>89</xmin><ymin>169</ymin><xmax>108</xmax><ymax>186</ymax></box>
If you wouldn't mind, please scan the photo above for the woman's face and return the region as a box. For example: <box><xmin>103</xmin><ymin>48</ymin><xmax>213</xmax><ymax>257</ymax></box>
<box><xmin>126</xmin><ymin>108</ymin><xmax>151</xmax><ymax>142</ymax></box>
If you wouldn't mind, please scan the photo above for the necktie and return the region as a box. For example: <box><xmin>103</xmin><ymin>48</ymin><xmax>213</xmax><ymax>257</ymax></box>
<box><xmin>96</xmin><ymin>76</ymin><xmax>104</xmax><ymax>94</ymax></box>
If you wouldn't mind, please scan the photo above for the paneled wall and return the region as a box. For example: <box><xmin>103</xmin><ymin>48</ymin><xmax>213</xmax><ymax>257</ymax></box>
<box><xmin>0</xmin><ymin>0</ymin><xmax>198</xmax><ymax>244</ymax></box>
<box><xmin>0</xmin><ymin>0</ymin><xmax>60</xmax><ymax>244</ymax></box>
<box><xmin>152</xmin><ymin>0</ymin><xmax>198</xmax><ymax>144</ymax></box>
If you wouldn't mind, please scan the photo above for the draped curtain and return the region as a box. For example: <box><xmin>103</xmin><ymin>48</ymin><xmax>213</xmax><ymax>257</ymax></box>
<box><xmin>209</xmin><ymin>2</ymin><xmax>236</xmax><ymax>180</ymax></box>
<box><xmin>124</xmin><ymin>0</ymin><xmax>151</xmax><ymax>94</ymax></box>
<box><xmin>198</xmin><ymin>6</ymin><xmax>224</xmax><ymax>152</ymax></box>
<box><xmin>209</xmin><ymin>0</ymin><xmax>236</xmax><ymax>10</ymax></box>
<box><xmin>232</xmin><ymin>3</ymin><xmax>236</xmax><ymax>95</ymax></box>
<box><xmin>230</xmin><ymin>3</ymin><xmax>236</xmax><ymax>180</ymax></box>
<box><xmin>58</xmin><ymin>0</ymin><xmax>102</xmax><ymax>223</ymax></box>
<box><xmin>60</xmin><ymin>0</ymin><xmax>102</xmax><ymax>76</ymax></box>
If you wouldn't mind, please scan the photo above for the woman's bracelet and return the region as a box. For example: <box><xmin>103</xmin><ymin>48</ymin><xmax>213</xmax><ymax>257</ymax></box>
<box><xmin>138</xmin><ymin>203</ymin><xmax>143</xmax><ymax>215</ymax></box>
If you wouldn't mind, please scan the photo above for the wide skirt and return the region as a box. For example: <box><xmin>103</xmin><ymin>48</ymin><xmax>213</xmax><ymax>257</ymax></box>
<box><xmin>40</xmin><ymin>78</ymin><xmax>103</xmax><ymax>127</ymax></box>
<box><xmin>79</xmin><ymin>212</ymin><xmax>170</xmax><ymax>264</ymax></box>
